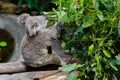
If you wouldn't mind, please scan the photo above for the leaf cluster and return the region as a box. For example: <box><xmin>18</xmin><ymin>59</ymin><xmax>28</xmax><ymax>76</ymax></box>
<box><xmin>45</xmin><ymin>0</ymin><xmax>120</xmax><ymax>80</ymax></box>
<box><xmin>18</xmin><ymin>0</ymin><xmax>51</xmax><ymax>12</ymax></box>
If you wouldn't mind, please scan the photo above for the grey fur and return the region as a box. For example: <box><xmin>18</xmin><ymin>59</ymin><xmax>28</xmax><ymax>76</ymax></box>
<box><xmin>17</xmin><ymin>13</ymin><xmax>66</xmax><ymax>67</ymax></box>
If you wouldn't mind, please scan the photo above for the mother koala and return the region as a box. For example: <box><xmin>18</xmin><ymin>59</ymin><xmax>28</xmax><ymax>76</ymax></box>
<box><xmin>17</xmin><ymin>13</ymin><xmax>66</xmax><ymax>67</ymax></box>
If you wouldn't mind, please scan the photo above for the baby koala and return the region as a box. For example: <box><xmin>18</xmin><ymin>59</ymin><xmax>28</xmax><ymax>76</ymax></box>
<box><xmin>17</xmin><ymin>13</ymin><xmax>66</xmax><ymax>67</ymax></box>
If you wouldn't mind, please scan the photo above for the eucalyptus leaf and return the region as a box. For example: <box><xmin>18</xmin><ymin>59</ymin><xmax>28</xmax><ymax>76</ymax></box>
<box><xmin>59</xmin><ymin>63</ymin><xmax>77</xmax><ymax>72</ymax></box>
<box><xmin>82</xmin><ymin>16</ymin><xmax>94</xmax><ymax>28</ymax></box>
<box><xmin>74</xmin><ymin>27</ymin><xmax>83</xmax><ymax>35</ymax></box>
<box><xmin>115</xmin><ymin>54</ymin><xmax>120</xmax><ymax>65</ymax></box>
<box><xmin>109</xmin><ymin>62</ymin><xmax>118</xmax><ymax>71</ymax></box>
<box><xmin>118</xmin><ymin>20</ymin><xmax>120</xmax><ymax>36</ymax></box>
<box><xmin>113</xmin><ymin>0</ymin><xmax>118</xmax><ymax>6</ymax></box>
<box><xmin>93</xmin><ymin>0</ymin><xmax>99</xmax><ymax>10</ymax></box>
<box><xmin>18</xmin><ymin>0</ymin><xmax>23</xmax><ymax>7</ymax></box>
<box><xmin>112</xmin><ymin>74</ymin><xmax>117</xmax><ymax>80</ymax></box>
<box><xmin>67</xmin><ymin>71</ymin><xmax>77</xmax><ymax>80</ymax></box>
<box><xmin>60</xmin><ymin>11</ymin><xmax>69</xmax><ymax>22</ymax></box>
<box><xmin>103</xmin><ymin>75</ymin><xmax>108</xmax><ymax>80</ymax></box>
<box><xmin>97</xmin><ymin>10</ymin><xmax>105</xmax><ymax>21</ymax></box>
<box><xmin>88</xmin><ymin>44</ymin><xmax>94</xmax><ymax>56</ymax></box>
<box><xmin>25</xmin><ymin>0</ymin><xmax>32</xmax><ymax>9</ymax></box>
<box><xmin>38</xmin><ymin>4</ymin><xmax>47</xmax><ymax>12</ymax></box>
<box><xmin>45</xmin><ymin>0</ymin><xmax>120</xmax><ymax>79</ymax></box>
<box><xmin>102</xmin><ymin>50</ymin><xmax>111</xmax><ymax>58</ymax></box>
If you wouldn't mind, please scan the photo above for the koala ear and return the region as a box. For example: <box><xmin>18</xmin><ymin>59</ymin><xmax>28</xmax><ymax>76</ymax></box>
<box><xmin>36</xmin><ymin>16</ymin><xmax>48</xmax><ymax>28</ymax></box>
<box><xmin>17</xmin><ymin>13</ymin><xmax>30</xmax><ymax>25</ymax></box>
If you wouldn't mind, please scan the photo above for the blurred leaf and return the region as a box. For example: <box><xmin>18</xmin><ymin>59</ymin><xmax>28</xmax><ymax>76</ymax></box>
<box><xmin>67</xmin><ymin>71</ymin><xmax>77</xmax><ymax>80</ymax></box>
<box><xmin>91</xmin><ymin>62</ymin><xmax>97</xmax><ymax>67</ymax></box>
<box><xmin>97</xmin><ymin>10</ymin><xmax>105</xmax><ymax>21</ymax></box>
<box><xmin>109</xmin><ymin>62</ymin><xmax>118</xmax><ymax>71</ymax></box>
<box><xmin>88</xmin><ymin>44</ymin><xmax>94</xmax><ymax>56</ymax></box>
<box><xmin>38</xmin><ymin>4</ymin><xmax>47</xmax><ymax>12</ymax></box>
<box><xmin>113</xmin><ymin>0</ymin><xmax>118</xmax><ymax>6</ymax></box>
<box><xmin>108</xmin><ymin>40</ymin><xmax>113</xmax><ymax>46</ymax></box>
<box><xmin>59</xmin><ymin>63</ymin><xmax>77</xmax><ymax>72</ymax></box>
<box><xmin>74</xmin><ymin>27</ymin><xmax>83</xmax><ymax>35</ymax></box>
<box><xmin>32</xmin><ymin>2</ymin><xmax>38</xmax><ymax>10</ymax></box>
<box><xmin>103</xmin><ymin>75</ymin><xmax>108</xmax><ymax>80</ymax></box>
<box><xmin>25</xmin><ymin>0</ymin><xmax>32</xmax><ymax>9</ymax></box>
<box><xmin>115</xmin><ymin>54</ymin><xmax>120</xmax><ymax>65</ymax></box>
<box><xmin>112</xmin><ymin>74</ymin><xmax>117</xmax><ymax>80</ymax></box>
<box><xmin>93</xmin><ymin>0</ymin><xmax>99</xmax><ymax>10</ymax></box>
<box><xmin>80</xmin><ymin>0</ymin><xmax>84</xmax><ymax>7</ymax></box>
<box><xmin>102</xmin><ymin>50</ymin><xmax>111</xmax><ymax>58</ymax></box>
<box><xmin>34</xmin><ymin>0</ymin><xmax>39</xmax><ymax>3</ymax></box>
<box><xmin>118</xmin><ymin>20</ymin><xmax>120</xmax><ymax>36</ymax></box>
<box><xmin>60</xmin><ymin>11</ymin><xmax>69</xmax><ymax>22</ymax></box>
<box><xmin>18</xmin><ymin>0</ymin><xmax>23</xmax><ymax>7</ymax></box>
<box><xmin>115</xmin><ymin>54</ymin><xmax>120</xmax><ymax>60</ymax></box>
<box><xmin>106</xmin><ymin>5</ymin><xmax>115</xmax><ymax>11</ymax></box>
<box><xmin>82</xmin><ymin>16</ymin><xmax>94</xmax><ymax>28</ymax></box>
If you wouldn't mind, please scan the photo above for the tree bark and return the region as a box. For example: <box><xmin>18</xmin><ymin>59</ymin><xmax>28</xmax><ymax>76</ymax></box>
<box><xmin>0</xmin><ymin>61</ymin><xmax>27</xmax><ymax>74</ymax></box>
<box><xmin>0</xmin><ymin>58</ymin><xmax>73</xmax><ymax>74</ymax></box>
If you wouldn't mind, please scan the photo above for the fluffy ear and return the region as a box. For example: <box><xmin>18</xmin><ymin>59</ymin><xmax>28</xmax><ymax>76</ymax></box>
<box><xmin>17</xmin><ymin>13</ymin><xmax>30</xmax><ymax>25</ymax></box>
<box><xmin>36</xmin><ymin>16</ymin><xmax>48</xmax><ymax>28</ymax></box>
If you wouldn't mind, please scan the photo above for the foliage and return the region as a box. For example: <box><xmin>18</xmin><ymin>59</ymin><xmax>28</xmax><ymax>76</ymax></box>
<box><xmin>18</xmin><ymin>0</ymin><xmax>51</xmax><ymax>12</ymax></box>
<box><xmin>1</xmin><ymin>0</ymin><xmax>11</xmax><ymax>2</ymax></box>
<box><xmin>45</xmin><ymin>0</ymin><xmax>120</xmax><ymax>80</ymax></box>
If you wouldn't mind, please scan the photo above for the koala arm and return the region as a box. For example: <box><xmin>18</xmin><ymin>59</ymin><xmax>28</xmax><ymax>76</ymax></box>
<box><xmin>48</xmin><ymin>22</ymin><xmax>63</xmax><ymax>39</ymax></box>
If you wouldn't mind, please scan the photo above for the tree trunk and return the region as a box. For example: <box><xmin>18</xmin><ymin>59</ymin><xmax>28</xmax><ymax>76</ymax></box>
<box><xmin>0</xmin><ymin>61</ymin><xmax>27</xmax><ymax>74</ymax></box>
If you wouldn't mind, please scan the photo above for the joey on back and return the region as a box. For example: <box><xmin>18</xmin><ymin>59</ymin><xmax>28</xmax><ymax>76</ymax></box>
<box><xmin>17</xmin><ymin>13</ymin><xmax>66</xmax><ymax>67</ymax></box>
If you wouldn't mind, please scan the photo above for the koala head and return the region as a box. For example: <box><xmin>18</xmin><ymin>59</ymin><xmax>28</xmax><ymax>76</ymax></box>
<box><xmin>17</xmin><ymin>13</ymin><xmax>48</xmax><ymax>37</ymax></box>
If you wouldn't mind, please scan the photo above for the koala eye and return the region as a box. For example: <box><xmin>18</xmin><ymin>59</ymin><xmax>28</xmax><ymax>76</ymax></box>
<box><xmin>31</xmin><ymin>23</ymin><xmax>38</xmax><ymax>29</ymax></box>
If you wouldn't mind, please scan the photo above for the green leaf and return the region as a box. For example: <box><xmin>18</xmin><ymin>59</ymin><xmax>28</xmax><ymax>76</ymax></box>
<box><xmin>103</xmin><ymin>75</ymin><xmax>108</xmax><ymax>80</ymax></box>
<box><xmin>82</xmin><ymin>16</ymin><xmax>94</xmax><ymax>28</ymax></box>
<box><xmin>88</xmin><ymin>44</ymin><xmax>94</xmax><ymax>56</ymax></box>
<box><xmin>108</xmin><ymin>40</ymin><xmax>113</xmax><ymax>46</ymax></box>
<box><xmin>93</xmin><ymin>0</ymin><xmax>99</xmax><ymax>10</ymax></box>
<box><xmin>97</xmin><ymin>10</ymin><xmax>105</xmax><ymax>21</ymax></box>
<box><xmin>80</xmin><ymin>0</ymin><xmax>84</xmax><ymax>7</ymax></box>
<box><xmin>118</xmin><ymin>20</ymin><xmax>120</xmax><ymax>36</ymax></box>
<box><xmin>18</xmin><ymin>0</ymin><xmax>23</xmax><ymax>7</ymax></box>
<box><xmin>109</xmin><ymin>62</ymin><xmax>118</xmax><ymax>71</ymax></box>
<box><xmin>0</xmin><ymin>41</ymin><xmax>7</xmax><ymax>47</ymax></box>
<box><xmin>67</xmin><ymin>71</ymin><xmax>77</xmax><ymax>80</ymax></box>
<box><xmin>74</xmin><ymin>27</ymin><xmax>83</xmax><ymax>35</ymax></box>
<box><xmin>106</xmin><ymin>5</ymin><xmax>115</xmax><ymax>11</ymax></box>
<box><xmin>115</xmin><ymin>54</ymin><xmax>120</xmax><ymax>60</ymax></box>
<box><xmin>115</xmin><ymin>54</ymin><xmax>120</xmax><ymax>65</ymax></box>
<box><xmin>59</xmin><ymin>63</ymin><xmax>77</xmax><ymax>72</ymax></box>
<box><xmin>60</xmin><ymin>11</ymin><xmax>69</xmax><ymax>22</ymax></box>
<box><xmin>32</xmin><ymin>1</ymin><xmax>38</xmax><ymax>10</ymax></box>
<box><xmin>102</xmin><ymin>50</ymin><xmax>111</xmax><ymax>58</ymax></box>
<box><xmin>112</xmin><ymin>75</ymin><xmax>117</xmax><ymax>80</ymax></box>
<box><xmin>91</xmin><ymin>62</ymin><xmax>97</xmax><ymax>67</ymax></box>
<box><xmin>113</xmin><ymin>0</ymin><xmax>118</xmax><ymax>6</ymax></box>
<box><xmin>116</xmin><ymin>60</ymin><xmax>120</xmax><ymax>65</ymax></box>
<box><xmin>25</xmin><ymin>0</ymin><xmax>32</xmax><ymax>9</ymax></box>
<box><xmin>38</xmin><ymin>4</ymin><xmax>47</xmax><ymax>12</ymax></box>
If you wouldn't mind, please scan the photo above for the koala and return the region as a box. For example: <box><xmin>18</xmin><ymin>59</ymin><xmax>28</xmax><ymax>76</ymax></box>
<box><xmin>17</xmin><ymin>13</ymin><xmax>66</xmax><ymax>67</ymax></box>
